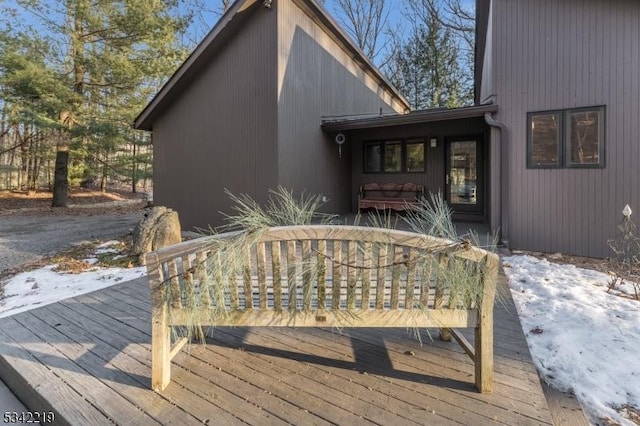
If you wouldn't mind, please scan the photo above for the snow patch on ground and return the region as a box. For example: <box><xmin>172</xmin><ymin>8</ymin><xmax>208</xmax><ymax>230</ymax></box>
<box><xmin>504</xmin><ymin>255</ymin><xmax>640</xmax><ymax>425</ymax></box>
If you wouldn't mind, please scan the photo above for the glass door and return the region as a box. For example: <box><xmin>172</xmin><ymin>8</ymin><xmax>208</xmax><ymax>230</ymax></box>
<box><xmin>446</xmin><ymin>139</ymin><xmax>483</xmax><ymax>214</ymax></box>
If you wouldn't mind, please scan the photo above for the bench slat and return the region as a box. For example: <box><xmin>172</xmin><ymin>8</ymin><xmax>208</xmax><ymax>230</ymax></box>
<box><xmin>257</xmin><ymin>242</ymin><xmax>267</xmax><ymax>309</ymax></box>
<box><xmin>361</xmin><ymin>242</ymin><xmax>372</xmax><ymax>309</ymax></box>
<box><xmin>405</xmin><ymin>248</ymin><xmax>417</xmax><ymax>309</ymax></box>
<box><xmin>272</xmin><ymin>241</ymin><xmax>282</xmax><ymax>311</ymax></box>
<box><xmin>167</xmin><ymin>307</ymin><xmax>479</xmax><ymax>328</ymax></box>
<box><xmin>390</xmin><ymin>245</ymin><xmax>403</xmax><ymax>309</ymax></box>
<box><xmin>317</xmin><ymin>240</ymin><xmax>327</xmax><ymax>310</ymax></box>
<box><xmin>302</xmin><ymin>240</ymin><xmax>313</xmax><ymax>311</ymax></box>
<box><xmin>287</xmin><ymin>241</ymin><xmax>297</xmax><ymax>311</ymax></box>
<box><xmin>167</xmin><ymin>259</ymin><xmax>182</xmax><ymax>309</ymax></box>
<box><xmin>195</xmin><ymin>251</ymin><xmax>211</xmax><ymax>308</ymax></box>
<box><xmin>181</xmin><ymin>254</ymin><xmax>196</xmax><ymax>308</ymax></box>
<box><xmin>243</xmin><ymin>247</ymin><xmax>253</xmax><ymax>309</ymax></box>
<box><xmin>332</xmin><ymin>241</ymin><xmax>342</xmax><ymax>310</ymax></box>
<box><xmin>376</xmin><ymin>244</ymin><xmax>386</xmax><ymax>309</ymax></box>
<box><xmin>419</xmin><ymin>251</ymin><xmax>432</xmax><ymax>309</ymax></box>
<box><xmin>346</xmin><ymin>241</ymin><xmax>357</xmax><ymax>310</ymax></box>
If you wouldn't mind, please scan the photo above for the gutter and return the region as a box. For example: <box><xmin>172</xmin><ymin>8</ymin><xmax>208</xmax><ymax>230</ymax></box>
<box><xmin>484</xmin><ymin>112</ymin><xmax>509</xmax><ymax>247</ymax></box>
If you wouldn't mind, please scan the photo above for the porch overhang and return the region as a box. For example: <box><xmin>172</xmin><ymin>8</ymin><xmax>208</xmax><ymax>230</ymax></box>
<box><xmin>321</xmin><ymin>103</ymin><xmax>499</xmax><ymax>133</ymax></box>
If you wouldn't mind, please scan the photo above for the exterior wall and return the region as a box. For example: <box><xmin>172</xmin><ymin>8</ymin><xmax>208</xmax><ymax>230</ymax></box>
<box><xmin>491</xmin><ymin>0</ymin><xmax>640</xmax><ymax>257</ymax></box>
<box><xmin>349</xmin><ymin>117</ymin><xmax>490</xmax><ymax>219</ymax></box>
<box><xmin>153</xmin><ymin>4</ymin><xmax>278</xmax><ymax>231</ymax></box>
<box><xmin>276</xmin><ymin>0</ymin><xmax>406</xmax><ymax>214</ymax></box>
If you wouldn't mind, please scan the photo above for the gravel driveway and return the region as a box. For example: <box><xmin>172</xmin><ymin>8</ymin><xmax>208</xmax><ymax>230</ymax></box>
<box><xmin>0</xmin><ymin>212</ymin><xmax>144</xmax><ymax>275</ymax></box>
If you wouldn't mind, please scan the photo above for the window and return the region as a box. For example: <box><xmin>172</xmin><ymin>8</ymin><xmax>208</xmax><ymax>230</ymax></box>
<box><xmin>363</xmin><ymin>139</ymin><xmax>426</xmax><ymax>173</ymax></box>
<box><xmin>384</xmin><ymin>141</ymin><xmax>402</xmax><ymax>172</ymax></box>
<box><xmin>406</xmin><ymin>140</ymin><xmax>426</xmax><ymax>172</ymax></box>
<box><xmin>527</xmin><ymin>106</ymin><xmax>605</xmax><ymax>169</ymax></box>
<box><xmin>566</xmin><ymin>108</ymin><xmax>604</xmax><ymax>167</ymax></box>
<box><xmin>364</xmin><ymin>143</ymin><xmax>381</xmax><ymax>172</ymax></box>
<box><xmin>528</xmin><ymin>112</ymin><xmax>561</xmax><ymax>168</ymax></box>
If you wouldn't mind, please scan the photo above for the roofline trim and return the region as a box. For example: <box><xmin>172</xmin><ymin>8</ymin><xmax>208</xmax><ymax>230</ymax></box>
<box><xmin>321</xmin><ymin>104</ymin><xmax>499</xmax><ymax>132</ymax></box>
<box><xmin>134</xmin><ymin>0</ymin><xmax>410</xmax><ymax>131</ymax></box>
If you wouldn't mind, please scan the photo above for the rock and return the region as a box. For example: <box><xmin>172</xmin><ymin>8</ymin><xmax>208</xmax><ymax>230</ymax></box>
<box><xmin>548</xmin><ymin>252</ymin><xmax>563</xmax><ymax>260</ymax></box>
<box><xmin>132</xmin><ymin>206</ymin><xmax>182</xmax><ymax>265</ymax></box>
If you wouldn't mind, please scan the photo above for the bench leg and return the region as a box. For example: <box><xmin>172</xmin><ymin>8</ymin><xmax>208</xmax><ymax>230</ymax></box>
<box><xmin>151</xmin><ymin>306</ymin><xmax>171</xmax><ymax>391</ymax></box>
<box><xmin>475</xmin><ymin>311</ymin><xmax>494</xmax><ymax>393</ymax></box>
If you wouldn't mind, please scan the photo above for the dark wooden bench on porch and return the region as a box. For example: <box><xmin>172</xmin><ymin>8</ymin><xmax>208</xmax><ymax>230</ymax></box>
<box><xmin>145</xmin><ymin>225</ymin><xmax>499</xmax><ymax>393</ymax></box>
<box><xmin>358</xmin><ymin>183</ymin><xmax>424</xmax><ymax>212</ymax></box>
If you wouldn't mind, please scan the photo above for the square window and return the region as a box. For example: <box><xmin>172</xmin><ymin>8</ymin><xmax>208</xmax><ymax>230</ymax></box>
<box><xmin>566</xmin><ymin>107</ymin><xmax>605</xmax><ymax>168</ymax></box>
<box><xmin>527</xmin><ymin>112</ymin><xmax>562</xmax><ymax>168</ymax></box>
<box><xmin>406</xmin><ymin>141</ymin><xmax>425</xmax><ymax>172</ymax></box>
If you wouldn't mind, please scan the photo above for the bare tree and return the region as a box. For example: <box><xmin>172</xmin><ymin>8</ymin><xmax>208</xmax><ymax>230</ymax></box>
<box><xmin>411</xmin><ymin>0</ymin><xmax>475</xmax><ymax>53</ymax></box>
<box><xmin>331</xmin><ymin>0</ymin><xmax>390</xmax><ymax>65</ymax></box>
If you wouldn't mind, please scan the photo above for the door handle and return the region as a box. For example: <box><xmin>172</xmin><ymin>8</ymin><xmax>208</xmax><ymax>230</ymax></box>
<box><xmin>445</xmin><ymin>174</ymin><xmax>449</xmax><ymax>185</ymax></box>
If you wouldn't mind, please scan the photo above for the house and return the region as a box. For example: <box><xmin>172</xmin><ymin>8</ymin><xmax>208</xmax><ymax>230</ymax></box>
<box><xmin>134</xmin><ymin>0</ymin><xmax>408</xmax><ymax>231</ymax></box>
<box><xmin>135</xmin><ymin>0</ymin><xmax>640</xmax><ymax>259</ymax></box>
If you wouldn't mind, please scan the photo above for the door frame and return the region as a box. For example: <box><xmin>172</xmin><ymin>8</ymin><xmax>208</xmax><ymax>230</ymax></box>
<box><xmin>445</xmin><ymin>135</ymin><xmax>485</xmax><ymax>216</ymax></box>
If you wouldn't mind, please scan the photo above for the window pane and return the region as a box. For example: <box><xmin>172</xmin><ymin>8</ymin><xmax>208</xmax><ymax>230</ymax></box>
<box><xmin>568</xmin><ymin>109</ymin><xmax>602</xmax><ymax>166</ymax></box>
<box><xmin>384</xmin><ymin>141</ymin><xmax>402</xmax><ymax>172</ymax></box>
<box><xmin>364</xmin><ymin>143</ymin><xmax>381</xmax><ymax>172</ymax></box>
<box><xmin>529</xmin><ymin>113</ymin><xmax>560</xmax><ymax>166</ymax></box>
<box><xmin>406</xmin><ymin>142</ymin><xmax>425</xmax><ymax>172</ymax></box>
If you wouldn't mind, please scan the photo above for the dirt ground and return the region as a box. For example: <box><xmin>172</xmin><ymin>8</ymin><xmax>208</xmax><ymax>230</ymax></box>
<box><xmin>0</xmin><ymin>189</ymin><xmax>147</xmax><ymax>280</ymax></box>
<box><xmin>0</xmin><ymin>188</ymin><xmax>148</xmax><ymax>216</ymax></box>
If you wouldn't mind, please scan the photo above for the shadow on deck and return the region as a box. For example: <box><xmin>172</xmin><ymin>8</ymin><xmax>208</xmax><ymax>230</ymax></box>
<box><xmin>0</xmin><ymin>273</ymin><xmax>576</xmax><ymax>425</ymax></box>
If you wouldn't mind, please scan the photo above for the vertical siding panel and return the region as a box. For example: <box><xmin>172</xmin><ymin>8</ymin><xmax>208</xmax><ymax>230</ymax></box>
<box><xmin>493</xmin><ymin>0</ymin><xmax>640</xmax><ymax>257</ymax></box>
<box><xmin>277</xmin><ymin>0</ymin><xmax>405</xmax><ymax>215</ymax></box>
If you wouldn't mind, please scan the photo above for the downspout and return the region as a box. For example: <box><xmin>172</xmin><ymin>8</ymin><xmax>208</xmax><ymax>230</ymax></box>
<box><xmin>484</xmin><ymin>112</ymin><xmax>510</xmax><ymax>247</ymax></box>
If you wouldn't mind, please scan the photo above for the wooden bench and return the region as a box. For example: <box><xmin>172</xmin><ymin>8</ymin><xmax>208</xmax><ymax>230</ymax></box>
<box><xmin>145</xmin><ymin>225</ymin><xmax>499</xmax><ymax>393</ymax></box>
<box><xmin>358</xmin><ymin>182</ymin><xmax>424</xmax><ymax>212</ymax></box>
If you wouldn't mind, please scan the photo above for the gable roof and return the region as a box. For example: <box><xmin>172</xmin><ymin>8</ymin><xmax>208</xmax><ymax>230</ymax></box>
<box><xmin>134</xmin><ymin>0</ymin><xmax>410</xmax><ymax>131</ymax></box>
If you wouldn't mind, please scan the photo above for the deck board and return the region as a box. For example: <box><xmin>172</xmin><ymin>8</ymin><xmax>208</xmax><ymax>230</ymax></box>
<box><xmin>0</xmin><ymin>275</ymin><xmax>559</xmax><ymax>425</ymax></box>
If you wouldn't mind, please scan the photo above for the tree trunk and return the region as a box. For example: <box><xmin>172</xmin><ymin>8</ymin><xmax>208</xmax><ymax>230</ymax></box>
<box><xmin>132</xmin><ymin>139</ymin><xmax>137</xmax><ymax>193</ymax></box>
<box><xmin>52</xmin><ymin>149</ymin><xmax>69</xmax><ymax>207</ymax></box>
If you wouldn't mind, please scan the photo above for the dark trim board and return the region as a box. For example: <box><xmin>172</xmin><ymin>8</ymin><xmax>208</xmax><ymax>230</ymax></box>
<box><xmin>0</xmin><ymin>275</ymin><xmax>583</xmax><ymax>424</ymax></box>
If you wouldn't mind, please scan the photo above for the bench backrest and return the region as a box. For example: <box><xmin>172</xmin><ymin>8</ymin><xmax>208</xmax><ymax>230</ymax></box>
<box><xmin>360</xmin><ymin>183</ymin><xmax>424</xmax><ymax>199</ymax></box>
<box><xmin>145</xmin><ymin>225</ymin><xmax>498</xmax><ymax>327</ymax></box>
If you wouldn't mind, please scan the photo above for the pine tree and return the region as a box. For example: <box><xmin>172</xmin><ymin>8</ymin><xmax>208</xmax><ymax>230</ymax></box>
<box><xmin>384</xmin><ymin>0</ymin><xmax>473</xmax><ymax>109</ymax></box>
<box><xmin>1</xmin><ymin>0</ymin><xmax>191</xmax><ymax>204</ymax></box>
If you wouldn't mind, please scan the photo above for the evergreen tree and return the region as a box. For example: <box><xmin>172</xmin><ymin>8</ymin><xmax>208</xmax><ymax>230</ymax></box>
<box><xmin>384</xmin><ymin>0</ymin><xmax>473</xmax><ymax>109</ymax></box>
<box><xmin>0</xmin><ymin>0</ymin><xmax>191</xmax><ymax>204</ymax></box>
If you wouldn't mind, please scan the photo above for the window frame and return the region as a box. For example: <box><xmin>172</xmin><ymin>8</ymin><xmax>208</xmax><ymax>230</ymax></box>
<box><xmin>565</xmin><ymin>106</ymin><xmax>606</xmax><ymax>169</ymax></box>
<box><xmin>527</xmin><ymin>110</ymin><xmax>563</xmax><ymax>169</ymax></box>
<box><xmin>362</xmin><ymin>139</ymin><xmax>426</xmax><ymax>174</ymax></box>
<box><xmin>526</xmin><ymin>106</ymin><xmax>606</xmax><ymax>169</ymax></box>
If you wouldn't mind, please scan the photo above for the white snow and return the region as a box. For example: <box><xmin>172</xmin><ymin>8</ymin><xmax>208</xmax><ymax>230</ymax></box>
<box><xmin>0</xmin><ymin>246</ymin><xmax>146</xmax><ymax>319</ymax></box>
<box><xmin>504</xmin><ymin>255</ymin><xmax>640</xmax><ymax>425</ymax></box>
<box><xmin>2</xmin><ymin>244</ymin><xmax>639</xmax><ymax>424</ymax></box>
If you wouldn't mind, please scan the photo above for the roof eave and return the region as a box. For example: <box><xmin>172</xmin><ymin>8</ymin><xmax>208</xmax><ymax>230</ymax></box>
<box><xmin>321</xmin><ymin>104</ymin><xmax>499</xmax><ymax>133</ymax></box>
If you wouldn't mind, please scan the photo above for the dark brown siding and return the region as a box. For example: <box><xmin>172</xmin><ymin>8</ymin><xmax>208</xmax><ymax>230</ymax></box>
<box><xmin>276</xmin><ymin>0</ymin><xmax>406</xmax><ymax>214</ymax></box>
<box><xmin>153</xmin><ymin>5</ymin><xmax>278</xmax><ymax>231</ymax></box>
<box><xmin>491</xmin><ymin>0</ymin><xmax>640</xmax><ymax>257</ymax></box>
<box><xmin>349</xmin><ymin>118</ymin><xmax>489</xmax><ymax>216</ymax></box>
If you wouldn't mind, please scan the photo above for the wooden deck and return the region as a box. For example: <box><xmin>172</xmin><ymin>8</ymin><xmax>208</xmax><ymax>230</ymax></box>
<box><xmin>0</xmin><ymin>274</ymin><xmax>557</xmax><ymax>425</ymax></box>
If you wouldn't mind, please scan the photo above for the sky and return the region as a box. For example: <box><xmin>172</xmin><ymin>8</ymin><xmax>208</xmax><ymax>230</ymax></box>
<box><xmin>1</xmin><ymin>238</ymin><xmax>639</xmax><ymax>424</ymax></box>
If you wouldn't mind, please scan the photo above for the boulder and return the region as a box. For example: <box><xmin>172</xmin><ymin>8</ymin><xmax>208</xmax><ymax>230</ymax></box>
<box><xmin>132</xmin><ymin>206</ymin><xmax>181</xmax><ymax>264</ymax></box>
